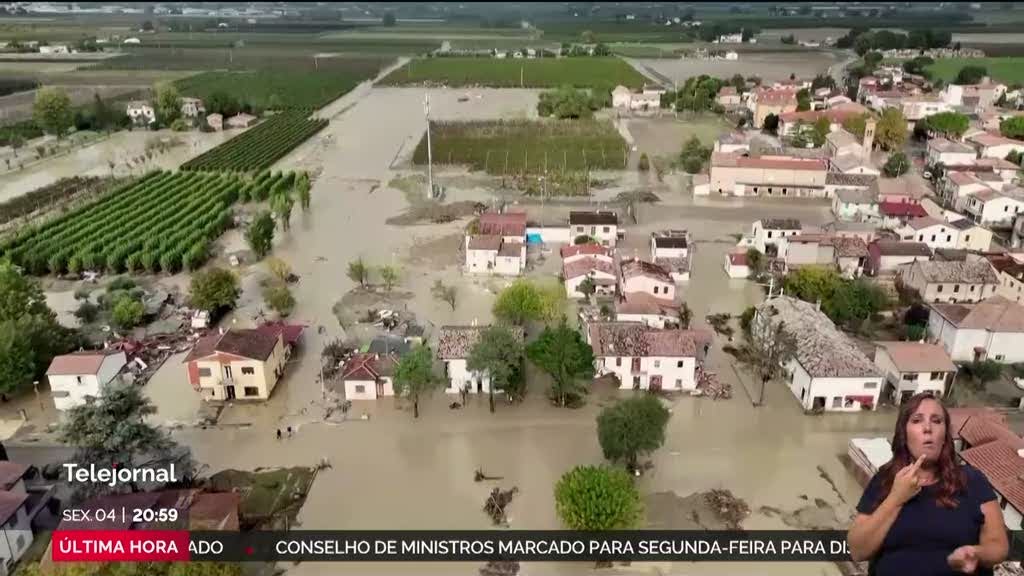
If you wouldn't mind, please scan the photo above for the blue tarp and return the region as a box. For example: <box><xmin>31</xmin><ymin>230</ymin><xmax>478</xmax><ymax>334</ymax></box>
<box><xmin>526</xmin><ymin>233</ymin><xmax>543</xmax><ymax>244</ymax></box>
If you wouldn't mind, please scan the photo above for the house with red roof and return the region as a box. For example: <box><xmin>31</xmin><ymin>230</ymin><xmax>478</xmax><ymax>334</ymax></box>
<box><xmin>954</xmin><ymin>415</ymin><xmax>1024</xmax><ymax>529</ymax></box>
<box><xmin>183</xmin><ymin>323</ymin><xmax>304</xmax><ymax>401</ymax></box>
<box><xmin>341</xmin><ymin>353</ymin><xmax>399</xmax><ymax>400</ymax></box>
<box><xmin>873</xmin><ymin>341</ymin><xmax>956</xmax><ymax>405</ymax></box>
<box><xmin>477</xmin><ymin>212</ymin><xmax>526</xmax><ymax>244</ymax></box>
<box><xmin>927</xmin><ymin>296</ymin><xmax>1024</xmax><ymax>363</ymax></box>
<box><xmin>588</xmin><ymin>322</ymin><xmax>709</xmax><ymax>391</ymax></box>
<box><xmin>45</xmin><ymin>350</ymin><xmax>127</xmax><ymax>413</ymax></box>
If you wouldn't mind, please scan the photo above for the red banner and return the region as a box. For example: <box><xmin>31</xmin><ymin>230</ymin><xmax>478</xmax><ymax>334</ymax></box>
<box><xmin>52</xmin><ymin>530</ymin><xmax>190</xmax><ymax>562</ymax></box>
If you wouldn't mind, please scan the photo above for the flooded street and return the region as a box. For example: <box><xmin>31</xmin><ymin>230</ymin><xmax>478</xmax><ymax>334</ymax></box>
<box><xmin>156</xmin><ymin>86</ymin><xmax>897</xmax><ymax>575</ymax></box>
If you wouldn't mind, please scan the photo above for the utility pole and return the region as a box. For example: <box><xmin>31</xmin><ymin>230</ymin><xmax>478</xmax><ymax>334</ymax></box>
<box><xmin>424</xmin><ymin>92</ymin><xmax>433</xmax><ymax>199</ymax></box>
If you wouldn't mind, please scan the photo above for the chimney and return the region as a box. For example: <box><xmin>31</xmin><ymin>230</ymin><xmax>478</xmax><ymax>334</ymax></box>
<box><xmin>862</xmin><ymin>118</ymin><xmax>876</xmax><ymax>158</ymax></box>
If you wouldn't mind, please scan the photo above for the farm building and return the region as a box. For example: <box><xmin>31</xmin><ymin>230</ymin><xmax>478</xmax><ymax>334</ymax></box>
<box><xmin>709</xmin><ymin>152</ymin><xmax>828</xmax><ymax>197</ymax></box>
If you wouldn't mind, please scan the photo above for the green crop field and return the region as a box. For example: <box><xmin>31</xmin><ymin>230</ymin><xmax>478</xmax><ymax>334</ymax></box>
<box><xmin>1</xmin><ymin>170</ymin><xmax>302</xmax><ymax>276</ymax></box>
<box><xmin>182</xmin><ymin>112</ymin><xmax>327</xmax><ymax>172</ymax></box>
<box><xmin>379</xmin><ymin>57</ymin><xmax>646</xmax><ymax>89</ymax></box>
<box><xmin>925</xmin><ymin>57</ymin><xmax>1024</xmax><ymax>83</ymax></box>
<box><xmin>413</xmin><ymin>120</ymin><xmax>628</xmax><ymax>195</ymax></box>
<box><xmin>174</xmin><ymin>58</ymin><xmax>383</xmax><ymax>110</ymax></box>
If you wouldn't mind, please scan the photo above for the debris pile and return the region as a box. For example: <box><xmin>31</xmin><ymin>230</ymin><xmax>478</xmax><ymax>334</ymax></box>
<box><xmin>480</xmin><ymin>561</ymin><xmax>520</xmax><ymax>576</ymax></box>
<box><xmin>696</xmin><ymin>370</ymin><xmax>732</xmax><ymax>400</ymax></box>
<box><xmin>483</xmin><ymin>487</ymin><xmax>518</xmax><ymax>526</ymax></box>
<box><xmin>704</xmin><ymin>489</ymin><xmax>749</xmax><ymax>530</ymax></box>
<box><xmin>474</xmin><ymin>469</ymin><xmax>503</xmax><ymax>482</ymax></box>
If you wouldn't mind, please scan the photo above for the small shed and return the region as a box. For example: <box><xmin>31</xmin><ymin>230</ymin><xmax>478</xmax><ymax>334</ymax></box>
<box><xmin>205</xmin><ymin>113</ymin><xmax>223</xmax><ymax>131</ymax></box>
<box><xmin>226</xmin><ymin>113</ymin><xmax>257</xmax><ymax>129</ymax></box>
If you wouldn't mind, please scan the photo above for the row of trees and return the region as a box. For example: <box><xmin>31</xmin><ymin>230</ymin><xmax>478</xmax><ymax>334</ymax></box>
<box><xmin>537</xmin><ymin>86</ymin><xmax>601</xmax><ymax>119</ymax></box>
<box><xmin>838</xmin><ymin>27</ymin><xmax>952</xmax><ymax>55</ymax></box>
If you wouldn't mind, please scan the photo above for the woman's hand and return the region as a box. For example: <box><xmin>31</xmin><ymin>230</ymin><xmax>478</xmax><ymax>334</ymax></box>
<box><xmin>948</xmin><ymin>545</ymin><xmax>979</xmax><ymax>573</ymax></box>
<box><xmin>889</xmin><ymin>455</ymin><xmax>926</xmax><ymax>506</ymax></box>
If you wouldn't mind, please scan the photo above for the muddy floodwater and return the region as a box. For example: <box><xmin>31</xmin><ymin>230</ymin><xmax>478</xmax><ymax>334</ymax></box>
<box><xmin>630</xmin><ymin>51</ymin><xmax>837</xmax><ymax>83</ymax></box>
<box><xmin>146</xmin><ymin>86</ymin><xmax>901</xmax><ymax>576</ymax></box>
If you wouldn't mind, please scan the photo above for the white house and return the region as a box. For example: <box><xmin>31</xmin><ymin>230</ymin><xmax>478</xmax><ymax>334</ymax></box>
<box><xmin>563</xmin><ymin>257</ymin><xmax>617</xmax><ymax>299</ymax></box>
<box><xmin>619</xmin><ymin>258</ymin><xmax>675</xmax><ymax>301</ymax></box>
<box><xmin>968</xmin><ymin>132</ymin><xmax>1024</xmax><ymax>159</ymax></box>
<box><xmin>832</xmin><ymin>187</ymin><xmax>879</xmax><ymax>221</ymax></box>
<box><xmin>615</xmin><ymin>293</ymin><xmax>680</xmax><ymax>329</ymax></box>
<box><xmin>895</xmin><ymin>217</ymin><xmax>961</xmax><ymax>251</ymax></box>
<box><xmin>927</xmin><ymin>137</ymin><xmax>977</xmax><ymax>167</ymax></box>
<box><xmin>341</xmin><ymin>353</ymin><xmax>397</xmax><ymax>400</ymax></box>
<box><xmin>751</xmin><ymin>218</ymin><xmax>802</xmax><ymax>253</ymax></box>
<box><xmin>610</xmin><ymin>85</ymin><xmax>663</xmax><ymax>111</ymax></box>
<box><xmin>901</xmin><ymin>260</ymin><xmax>999</xmax><ymax>304</ymax></box>
<box><xmin>873</xmin><ymin>341</ymin><xmax>957</xmax><ymax>405</ymax></box>
<box><xmin>966</xmin><ymin>188</ymin><xmax>1024</xmax><ymax>228</ymax></box>
<box><xmin>0</xmin><ymin>489</ymin><xmax>33</xmax><ymax>572</ymax></box>
<box><xmin>125</xmin><ymin>101</ymin><xmax>155</xmax><ymax>126</ymax></box>
<box><xmin>438</xmin><ymin>326</ymin><xmax>524</xmax><ymax>394</ymax></box>
<box><xmin>588</xmin><ymin>322</ymin><xmax>707</xmax><ymax>391</ymax></box>
<box><xmin>38</xmin><ymin>44</ymin><xmax>69</xmax><ymax>54</ymax></box>
<box><xmin>867</xmin><ymin>240</ymin><xmax>932</xmax><ymax>276</ymax></box>
<box><xmin>45</xmin><ymin>350</ymin><xmax>127</xmax><ymax>413</ymax></box>
<box><xmin>180</xmin><ymin>97</ymin><xmax>205</xmax><ymax>119</ymax></box>
<box><xmin>948</xmin><ymin>217</ymin><xmax>993</xmax><ymax>252</ymax></box>
<box><xmin>928</xmin><ymin>296</ymin><xmax>1024</xmax><ymax>363</ymax></box>
<box><xmin>754</xmin><ymin>296</ymin><xmax>884</xmax><ymax>412</ymax></box>
<box><xmin>569</xmin><ymin>211</ymin><xmax>619</xmax><ymax>247</ymax></box>
<box><xmin>725</xmin><ymin>251</ymin><xmax>751</xmax><ymax>279</ymax></box>
<box><xmin>464</xmin><ymin>235</ymin><xmax>525</xmax><ymax>276</ymax></box>
<box><xmin>987</xmin><ymin>255</ymin><xmax>1024</xmax><ymax>305</ymax></box>
<box><xmin>650</xmin><ymin>230</ymin><xmax>691</xmax><ymax>283</ymax></box>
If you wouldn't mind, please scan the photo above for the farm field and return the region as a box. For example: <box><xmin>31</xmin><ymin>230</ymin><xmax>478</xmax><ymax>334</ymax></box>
<box><xmin>925</xmin><ymin>57</ymin><xmax>1024</xmax><ymax>83</ymax></box>
<box><xmin>174</xmin><ymin>58</ymin><xmax>386</xmax><ymax>111</ymax></box>
<box><xmin>378</xmin><ymin>57</ymin><xmax>646</xmax><ymax>89</ymax></box>
<box><xmin>182</xmin><ymin>112</ymin><xmax>328</xmax><ymax>172</ymax></box>
<box><xmin>1</xmin><ymin>169</ymin><xmax>300</xmax><ymax>276</ymax></box>
<box><xmin>412</xmin><ymin>119</ymin><xmax>626</xmax><ymax>195</ymax></box>
<box><xmin>631</xmin><ymin>51</ymin><xmax>837</xmax><ymax>83</ymax></box>
<box><xmin>89</xmin><ymin>46</ymin><xmax>392</xmax><ymax>72</ymax></box>
<box><xmin>0</xmin><ymin>176</ymin><xmax>117</xmax><ymax>227</ymax></box>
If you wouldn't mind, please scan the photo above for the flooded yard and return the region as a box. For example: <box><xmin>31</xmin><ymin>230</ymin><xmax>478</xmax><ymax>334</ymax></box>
<box><xmin>630</xmin><ymin>51</ymin><xmax>838</xmax><ymax>83</ymax></box>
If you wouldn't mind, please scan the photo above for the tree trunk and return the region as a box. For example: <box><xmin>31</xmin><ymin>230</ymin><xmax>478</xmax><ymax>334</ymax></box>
<box><xmin>489</xmin><ymin>385</ymin><xmax>495</xmax><ymax>413</ymax></box>
<box><xmin>414</xmin><ymin>398</ymin><xmax>419</xmax><ymax>419</ymax></box>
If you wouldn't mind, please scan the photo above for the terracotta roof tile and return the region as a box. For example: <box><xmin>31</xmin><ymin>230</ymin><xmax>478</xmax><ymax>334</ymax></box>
<box><xmin>589</xmin><ymin>322</ymin><xmax>698</xmax><ymax>357</ymax></box>
<box><xmin>437</xmin><ymin>326</ymin><xmax>524</xmax><ymax>359</ymax></box>
<box><xmin>46</xmin><ymin>350</ymin><xmax>122</xmax><ymax>376</ymax></box>
<box><xmin>875</xmin><ymin>341</ymin><xmax>956</xmax><ymax>373</ymax></box>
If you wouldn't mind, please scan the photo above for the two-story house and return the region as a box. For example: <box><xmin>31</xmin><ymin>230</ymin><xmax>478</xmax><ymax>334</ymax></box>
<box><xmin>901</xmin><ymin>260</ymin><xmax>999</xmax><ymax>303</ymax></box>
<box><xmin>650</xmin><ymin>230</ymin><xmax>690</xmax><ymax>282</ymax></box>
<box><xmin>619</xmin><ymin>258</ymin><xmax>675</xmax><ymax>302</ymax></box>
<box><xmin>569</xmin><ymin>211</ymin><xmax>619</xmax><ymax>247</ymax></box>
<box><xmin>45</xmin><ymin>350</ymin><xmax>127</xmax><ymax>413</ymax></box>
<box><xmin>751</xmin><ymin>218</ymin><xmax>802</xmax><ymax>253</ymax></box>
<box><xmin>588</xmin><ymin>322</ymin><xmax>708</xmax><ymax>391</ymax></box>
<box><xmin>464</xmin><ymin>235</ymin><xmax>525</xmax><ymax>276</ymax></box>
<box><xmin>966</xmin><ymin>188</ymin><xmax>1024</xmax><ymax>228</ymax></box>
<box><xmin>438</xmin><ymin>326</ymin><xmax>525</xmax><ymax>394</ymax></box>
<box><xmin>341</xmin><ymin>353</ymin><xmax>399</xmax><ymax>400</ymax></box>
<box><xmin>928</xmin><ymin>296</ymin><xmax>1024</xmax><ymax>363</ymax></box>
<box><xmin>873</xmin><ymin>341</ymin><xmax>957</xmax><ymax>405</ymax></box>
<box><xmin>184</xmin><ymin>323</ymin><xmax>303</xmax><ymax>401</ymax></box>
<box><xmin>896</xmin><ymin>217</ymin><xmax>960</xmax><ymax>251</ymax></box>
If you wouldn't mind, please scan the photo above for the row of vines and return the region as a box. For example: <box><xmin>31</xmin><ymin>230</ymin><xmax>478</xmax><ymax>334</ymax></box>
<box><xmin>181</xmin><ymin>111</ymin><xmax>328</xmax><ymax>172</ymax></box>
<box><xmin>1</xmin><ymin>170</ymin><xmax>300</xmax><ymax>276</ymax></box>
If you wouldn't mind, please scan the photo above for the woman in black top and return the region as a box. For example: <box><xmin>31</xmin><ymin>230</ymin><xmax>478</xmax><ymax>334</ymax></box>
<box><xmin>848</xmin><ymin>392</ymin><xmax>1008</xmax><ymax>575</ymax></box>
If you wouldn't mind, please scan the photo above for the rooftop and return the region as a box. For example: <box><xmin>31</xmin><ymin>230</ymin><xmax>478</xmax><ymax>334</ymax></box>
<box><xmin>836</xmin><ymin>187</ymin><xmax>877</xmax><ymax>205</ymax></box>
<box><xmin>560</xmin><ymin>244</ymin><xmax>611</xmax><ymax>259</ymax></box>
<box><xmin>875</xmin><ymin>341</ymin><xmax>956</xmax><ymax>373</ymax></box>
<box><xmin>870</xmin><ymin>240</ymin><xmax>932</xmax><ymax>257</ymax></box>
<box><xmin>948</xmin><ymin>218</ymin><xmax>978</xmax><ymax>231</ymax></box>
<box><xmin>875</xmin><ymin>177</ymin><xmax>927</xmax><ymax>200</ymax></box>
<box><xmin>0</xmin><ymin>491</ymin><xmax>28</xmax><ymax>524</ymax></box>
<box><xmin>620</xmin><ymin>258</ymin><xmax>673</xmax><ymax>283</ymax></box>
<box><xmin>588</xmin><ymin>322</ymin><xmax>699</xmax><ymax>358</ymax></box>
<box><xmin>928</xmin><ymin>137</ymin><xmax>974</xmax><ymax>154</ymax></box>
<box><xmin>948</xmin><ymin>407</ymin><xmax>1006</xmax><ymax>441</ymax></box>
<box><xmin>780</xmin><ymin>103</ymin><xmax>868</xmax><ymax>125</ymax></box>
<box><xmin>569</xmin><ymin>211</ymin><xmax>617</xmax><ymax>226</ymax></box>
<box><xmin>184</xmin><ymin>327</ymin><xmax>281</xmax><ymax>363</ymax></box>
<box><xmin>906</xmin><ymin>216</ymin><xmax>945</xmax><ymax>231</ymax></box>
<box><xmin>968</xmin><ymin>131</ymin><xmax>1024</xmax><ymax>148</ymax></box>
<box><xmin>478</xmin><ymin>212</ymin><xmax>527</xmax><ymax>237</ymax></box>
<box><xmin>467</xmin><ymin>235</ymin><xmax>503</xmax><ymax>251</ymax></box>
<box><xmin>760</xmin><ymin>218</ymin><xmax>802</xmax><ymax>230</ymax></box>
<box><xmin>909</xmin><ymin>260</ymin><xmax>998</xmax><ymax>284</ymax></box>
<box><xmin>563</xmin><ymin>256</ymin><xmax>616</xmax><ymax>280</ymax></box>
<box><xmin>615</xmin><ymin>293</ymin><xmax>677</xmax><ymax>317</ymax></box>
<box><xmin>755</xmin><ymin>296</ymin><xmax>881</xmax><ymax>379</ymax></box>
<box><xmin>832</xmin><ymin>153</ymin><xmax>873</xmax><ymax>172</ymax></box>
<box><xmin>830</xmin><ymin>236</ymin><xmax>869</xmax><ymax>258</ymax></box>
<box><xmin>46</xmin><ymin>349</ymin><xmax>123</xmax><ymax>376</ymax></box>
<box><xmin>879</xmin><ymin>201</ymin><xmax>928</xmax><ymax>218</ymax></box>
<box><xmin>825</xmin><ymin>128</ymin><xmax>860</xmax><ymax>149</ymax></box>
<box><xmin>437</xmin><ymin>326</ymin><xmax>524</xmax><ymax>359</ymax></box>
<box><xmin>712</xmin><ymin>152</ymin><xmax>828</xmax><ymax>172</ymax></box>
<box><xmin>929</xmin><ymin>296</ymin><xmax>1024</xmax><ymax>332</ymax></box>
<box><xmin>341</xmin><ymin>352</ymin><xmax>399</xmax><ymax>381</ymax></box>
<box><xmin>651</xmin><ymin>230</ymin><xmax>689</xmax><ymax>249</ymax></box>
<box><xmin>0</xmin><ymin>461</ymin><xmax>29</xmax><ymax>490</ymax></box>
<box><xmin>826</xmin><ymin>172</ymin><xmax>877</xmax><ymax>189</ymax></box>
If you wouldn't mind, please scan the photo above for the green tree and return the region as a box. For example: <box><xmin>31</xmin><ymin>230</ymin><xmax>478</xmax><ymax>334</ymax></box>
<box><xmin>527</xmin><ymin>319</ymin><xmax>595</xmax><ymax>407</ymax></box>
<box><xmin>762</xmin><ymin>113</ymin><xmax>780</xmax><ymax>134</ymax></box>
<box><xmin>810</xmin><ymin>117</ymin><xmax>831</xmax><ymax>148</ymax></box>
<box><xmin>493</xmin><ymin>279</ymin><xmax>544</xmax><ymax>325</ymax></box>
<box><xmin>883</xmin><ymin>152</ymin><xmax>910</xmax><ymax>177</ymax></box>
<box><xmin>745</xmin><ymin>248</ymin><xmax>765</xmax><ymax>278</ymax></box>
<box><xmin>920</xmin><ymin>111</ymin><xmax>970</xmax><ymax>139</ymax></box>
<box><xmin>432</xmin><ymin>279</ymin><xmax>456</xmax><ymax>311</ymax></box>
<box><xmin>784</xmin><ymin>266</ymin><xmax>843</xmax><ymax>303</ymax></box>
<box><xmin>955</xmin><ymin>65</ymin><xmax>987</xmax><ymax>85</ymax></box>
<box><xmin>577</xmin><ymin>276</ymin><xmax>597</xmax><ymax>301</ymax></box>
<box><xmin>392</xmin><ymin>344</ymin><xmax>440</xmax><ymax>418</ymax></box>
<box><xmin>796</xmin><ymin>88</ymin><xmax>811</xmax><ymax>112</ymax></box>
<box><xmin>112</xmin><ymin>296</ymin><xmax>144</xmax><ymax>330</ymax></box>
<box><xmin>74</xmin><ymin>301</ymin><xmax>99</xmax><ymax>323</ymax></box>
<box><xmin>271</xmin><ymin>190</ymin><xmax>294</xmax><ymax>231</ymax></box>
<box><xmin>554</xmin><ymin>465</ymin><xmax>642</xmax><ymax>530</ymax></box>
<box><xmin>747</xmin><ymin>307</ymin><xmax>798</xmax><ymax>406</ymax></box>
<box><xmin>537</xmin><ymin>85</ymin><xmax>594</xmax><ymax>119</ymax></box>
<box><xmin>347</xmin><ymin>257</ymin><xmax>369</xmax><ymax>287</ymax></box>
<box><xmin>245</xmin><ymin>211</ymin><xmax>275</xmax><ymax>258</ymax></box>
<box><xmin>33</xmin><ymin>87</ymin><xmax>73</xmax><ymax>137</ymax></box>
<box><xmin>467</xmin><ymin>325</ymin><xmax>525</xmax><ymax>412</ymax></box>
<box><xmin>59</xmin><ymin>382</ymin><xmax>191</xmax><ymax>494</ymax></box>
<box><xmin>824</xmin><ymin>278</ymin><xmax>890</xmax><ymax>329</ymax></box>
<box><xmin>294</xmin><ymin>173</ymin><xmax>311</xmax><ymax>211</ymax></box>
<box><xmin>262</xmin><ymin>283</ymin><xmax>295</xmax><ymax>317</ymax></box>
<box><xmin>379</xmin><ymin>265</ymin><xmax>399</xmax><ymax>292</ymax></box>
<box><xmin>580</xmin><ymin>30</ymin><xmax>595</xmax><ymax>44</ymax></box>
<box><xmin>843</xmin><ymin>113</ymin><xmax>868</xmax><ymax>139</ymax></box>
<box><xmin>875</xmin><ymin>107</ymin><xmax>907</xmax><ymax>151</ymax></box>
<box><xmin>188</xmin><ymin>267</ymin><xmax>239</xmax><ymax>314</ymax></box>
<box><xmin>678</xmin><ymin>302</ymin><xmax>692</xmax><ymax>329</ymax></box>
<box><xmin>1001</xmin><ymin>116</ymin><xmax>1024</xmax><ymax>140</ymax></box>
<box><xmin>154</xmin><ymin>82</ymin><xmax>182</xmax><ymax>127</ymax></box>
<box><xmin>638</xmin><ymin>153</ymin><xmax>650</xmax><ymax>172</ymax></box>
<box><xmin>678</xmin><ymin>136</ymin><xmax>711</xmax><ymax>174</ymax></box>
<box><xmin>0</xmin><ymin>261</ymin><xmax>78</xmax><ymax>395</ymax></box>
<box><xmin>863</xmin><ymin>51</ymin><xmax>883</xmax><ymax>69</ymax></box>
<box><xmin>597</xmin><ymin>395</ymin><xmax>671</xmax><ymax>472</ymax></box>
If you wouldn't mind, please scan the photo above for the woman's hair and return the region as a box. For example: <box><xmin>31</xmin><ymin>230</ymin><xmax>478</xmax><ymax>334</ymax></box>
<box><xmin>875</xmin><ymin>392</ymin><xmax>965</xmax><ymax>509</ymax></box>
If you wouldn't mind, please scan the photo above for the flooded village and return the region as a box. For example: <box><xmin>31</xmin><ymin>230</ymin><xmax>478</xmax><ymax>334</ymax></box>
<box><xmin>4</xmin><ymin>2</ymin><xmax>1024</xmax><ymax>576</ymax></box>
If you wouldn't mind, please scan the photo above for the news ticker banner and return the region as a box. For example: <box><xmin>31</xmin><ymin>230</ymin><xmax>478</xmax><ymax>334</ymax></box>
<box><xmin>51</xmin><ymin>530</ymin><xmax>1024</xmax><ymax>563</ymax></box>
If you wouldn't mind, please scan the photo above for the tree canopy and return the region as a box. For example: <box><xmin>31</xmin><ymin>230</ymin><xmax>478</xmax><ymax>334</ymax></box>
<box><xmin>920</xmin><ymin>111</ymin><xmax>970</xmax><ymax>139</ymax></box>
<box><xmin>1001</xmin><ymin>116</ymin><xmax>1024</xmax><ymax>140</ymax></box>
<box><xmin>955</xmin><ymin>65</ymin><xmax>988</xmax><ymax>85</ymax></box>
<box><xmin>537</xmin><ymin>86</ymin><xmax>597</xmax><ymax>119</ymax></box>
<box><xmin>392</xmin><ymin>344</ymin><xmax>440</xmax><ymax>418</ymax></box>
<box><xmin>597</xmin><ymin>395</ymin><xmax>671</xmax><ymax>471</ymax></box>
<box><xmin>467</xmin><ymin>325</ymin><xmax>525</xmax><ymax>410</ymax></box>
<box><xmin>678</xmin><ymin>136</ymin><xmax>711</xmax><ymax>174</ymax></box>
<box><xmin>189</xmin><ymin>267</ymin><xmax>239</xmax><ymax>314</ymax></box>
<box><xmin>493</xmin><ymin>279</ymin><xmax>564</xmax><ymax>326</ymax></box>
<box><xmin>33</xmin><ymin>87</ymin><xmax>73</xmax><ymax>137</ymax></box>
<box><xmin>875</xmin><ymin>107</ymin><xmax>907</xmax><ymax>151</ymax></box>
<box><xmin>883</xmin><ymin>152</ymin><xmax>910</xmax><ymax>177</ymax></box>
<box><xmin>245</xmin><ymin>211</ymin><xmax>275</xmax><ymax>258</ymax></box>
<box><xmin>154</xmin><ymin>82</ymin><xmax>182</xmax><ymax>127</ymax></box>
<box><xmin>526</xmin><ymin>319</ymin><xmax>595</xmax><ymax>407</ymax></box>
<box><xmin>783</xmin><ymin>267</ymin><xmax>889</xmax><ymax>329</ymax></box>
<box><xmin>554</xmin><ymin>465</ymin><xmax>643</xmax><ymax>530</ymax></box>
